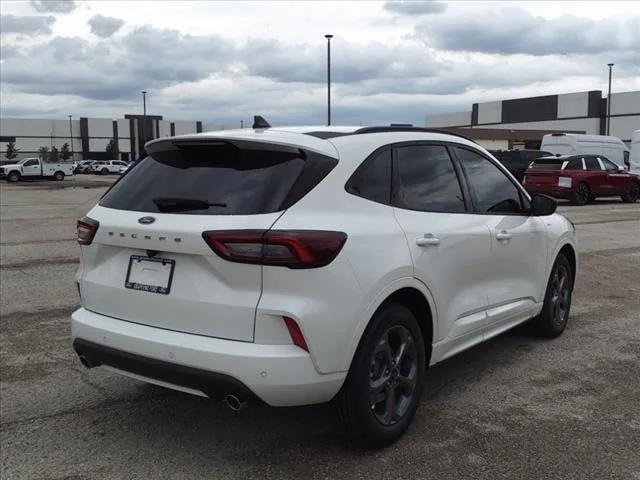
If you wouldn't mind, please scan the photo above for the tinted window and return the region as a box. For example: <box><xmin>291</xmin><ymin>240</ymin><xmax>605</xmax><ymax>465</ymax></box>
<box><xmin>530</xmin><ymin>157</ymin><xmax>564</xmax><ymax>170</ymax></box>
<box><xmin>23</xmin><ymin>159</ymin><xmax>38</xmax><ymax>167</ymax></box>
<box><xmin>601</xmin><ymin>158</ymin><xmax>618</xmax><ymax>171</ymax></box>
<box><xmin>565</xmin><ymin>158</ymin><xmax>583</xmax><ymax>170</ymax></box>
<box><xmin>456</xmin><ymin>147</ymin><xmax>524</xmax><ymax>214</ymax></box>
<box><xmin>100</xmin><ymin>142</ymin><xmax>337</xmax><ymax>215</ymax></box>
<box><xmin>584</xmin><ymin>157</ymin><xmax>601</xmax><ymax>171</ymax></box>
<box><xmin>393</xmin><ymin>145</ymin><xmax>465</xmax><ymax>213</ymax></box>
<box><xmin>345</xmin><ymin>149</ymin><xmax>391</xmax><ymax>204</ymax></box>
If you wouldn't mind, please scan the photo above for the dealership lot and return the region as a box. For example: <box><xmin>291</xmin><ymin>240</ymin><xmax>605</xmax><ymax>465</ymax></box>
<box><xmin>1</xmin><ymin>180</ymin><xmax>639</xmax><ymax>479</ymax></box>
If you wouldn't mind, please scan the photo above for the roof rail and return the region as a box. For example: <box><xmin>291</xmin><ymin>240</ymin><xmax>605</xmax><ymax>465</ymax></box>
<box><xmin>353</xmin><ymin>126</ymin><xmax>477</xmax><ymax>144</ymax></box>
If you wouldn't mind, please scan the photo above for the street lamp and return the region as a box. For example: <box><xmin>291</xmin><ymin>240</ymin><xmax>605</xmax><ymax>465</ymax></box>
<box><xmin>141</xmin><ymin>90</ymin><xmax>147</xmax><ymax>151</ymax></box>
<box><xmin>607</xmin><ymin>63</ymin><xmax>614</xmax><ymax>136</ymax></box>
<box><xmin>68</xmin><ymin>115</ymin><xmax>74</xmax><ymax>161</ymax></box>
<box><xmin>325</xmin><ymin>34</ymin><xmax>333</xmax><ymax>126</ymax></box>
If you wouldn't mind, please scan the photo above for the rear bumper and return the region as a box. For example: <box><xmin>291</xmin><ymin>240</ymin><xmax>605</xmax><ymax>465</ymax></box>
<box><xmin>71</xmin><ymin>307</ymin><xmax>345</xmax><ymax>407</ymax></box>
<box><xmin>524</xmin><ymin>185</ymin><xmax>573</xmax><ymax>199</ymax></box>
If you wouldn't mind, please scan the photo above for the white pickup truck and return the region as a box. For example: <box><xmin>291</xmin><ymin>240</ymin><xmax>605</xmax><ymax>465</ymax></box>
<box><xmin>1</xmin><ymin>158</ymin><xmax>74</xmax><ymax>182</ymax></box>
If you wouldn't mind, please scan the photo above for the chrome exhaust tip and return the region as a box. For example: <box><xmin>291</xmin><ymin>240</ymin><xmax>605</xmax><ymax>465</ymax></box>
<box><xmin>223</xmin><ymin>394</ymin><xmax>247</xmax><ymax>412</ymax></box>
<box><xmin>78</xmin><ymin>355</ymin><xmax>91</xmax><ymax>368</ymax></box>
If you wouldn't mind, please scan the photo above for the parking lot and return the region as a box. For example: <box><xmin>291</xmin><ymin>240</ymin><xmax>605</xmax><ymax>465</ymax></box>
<box><xmin>1</xmin><ymin>179</ymin><xmax>638</xmax><ymax>479</ymax></box>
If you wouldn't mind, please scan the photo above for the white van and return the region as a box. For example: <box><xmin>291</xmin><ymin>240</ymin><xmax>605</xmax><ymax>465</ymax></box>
<box><xmin>630</xmin><ymin>130</ymin><xmax>640</xmax><ymax>174</ymax></box>
<box><xmin>540</xmin><ymin>133</ymin><xmax>630</xmax><ymax>169</ymax></box>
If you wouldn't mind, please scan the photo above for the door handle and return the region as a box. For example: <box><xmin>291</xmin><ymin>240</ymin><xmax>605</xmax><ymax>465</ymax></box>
<box><xmin>416</xmin><ymin>234</ymin><xmax>440</xmax><ymax>247</ymax></box>
<box><xmin>496</xmin><ymin>230</ymin><xmax>512</xmax><ymax>241</ymax></box>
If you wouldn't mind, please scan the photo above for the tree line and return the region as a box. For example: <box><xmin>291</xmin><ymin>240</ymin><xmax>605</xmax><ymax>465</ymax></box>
<box><xmin>4</xmin><ymin>139</ymin><xmax>119</xmax><ymax>162</ymax></box>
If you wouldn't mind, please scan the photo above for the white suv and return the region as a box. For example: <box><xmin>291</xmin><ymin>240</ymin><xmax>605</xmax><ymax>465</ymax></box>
<box><xmin>89</xmin><ymin>160</ymin><xmax>128</xmax><ymax>175</ymax></box>
<box><xmin>72</xmin><ymin>126</ymin><xmax>577</xmax><ymax>447</ymax></box>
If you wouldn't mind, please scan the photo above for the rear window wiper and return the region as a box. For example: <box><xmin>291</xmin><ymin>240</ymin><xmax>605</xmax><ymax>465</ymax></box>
<box><xmin>152</xmin><ymin>197</ymin><xmax>227</xmax><ymax>212</ymax></box>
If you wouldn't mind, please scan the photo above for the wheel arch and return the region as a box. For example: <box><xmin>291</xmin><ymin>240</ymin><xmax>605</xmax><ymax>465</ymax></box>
<box><xmin>345</xmin><ymin>280</ymin><xmax>437</xmax><ymax>373</ymax></box>
<box><xmin>558</xmin><ymin>243</ymin><xmax>577</xmax><ymax>290</ymax></box>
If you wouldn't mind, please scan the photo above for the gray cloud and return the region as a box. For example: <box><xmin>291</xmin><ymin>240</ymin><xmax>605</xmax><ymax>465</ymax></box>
<box><xmin>88</xmin><ymin>14</ymin><xmax>125</xmax><ymax>38</ymax></box>
<box><xmin>0</xmin><ymin>14</ymin><xmax>55</xmax><ymax>34</ymax></box>
<box><xmin>384</xmin><ymin>1</ymin><xmax>446</xmax><ymax>15</ymax></box>
<box><xmin>416</xmin><ymin>7</ymin><xmax>640</xmax><ymax>56</ymax></box>
<box><xmin>30</xmin><ymin>0</ymin><xmax>76</xmax><ymax>14</ymax></box>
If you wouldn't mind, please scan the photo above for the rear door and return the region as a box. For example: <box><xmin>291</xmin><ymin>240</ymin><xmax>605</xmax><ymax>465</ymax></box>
<box><xmin>584</xmin><ymin>156</ymin><xmax>607</xmax><ymax>195</ymax></box>
<box><xmin>78</xmin><ymin>140</ymin><xmax>337</xmax><ymax>342</ymax></box>
<box><xmin>391</xmin><ymin>143</ymin><xmax>491</xmax><ymax>346</ymax></box>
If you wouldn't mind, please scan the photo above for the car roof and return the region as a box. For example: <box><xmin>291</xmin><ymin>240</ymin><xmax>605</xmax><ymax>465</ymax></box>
<box><xmin>145</xmin><ymin>126</ymin><xmax>478</xmax><ymax>160</ymax></box>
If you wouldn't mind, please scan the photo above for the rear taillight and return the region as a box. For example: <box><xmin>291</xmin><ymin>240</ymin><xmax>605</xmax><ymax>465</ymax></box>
<box><xmin>77</xmin><ymin>216</ymin><xmax>99</xmax><ymax>245</ymax></box>
<box><xmin>283</xmin><ymin>316</ymin><xmax>309</xmax><ymax>352</ymax></box>
<box><xmin>202</xmin><ymin>230</ymin><xmax>347</xmax><ymax>269</ymax></box>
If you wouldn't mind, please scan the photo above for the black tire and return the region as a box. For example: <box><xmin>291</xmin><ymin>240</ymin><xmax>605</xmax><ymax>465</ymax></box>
<box><xmin>531</xmin><ymin>254</ymin><xmax>573</xmax><ymax>338</ymax></box>
<box><xmin>621</xmin><ymin>182</ymin><xmax>640</xmax><ymax>203</ymax></box>
<box><xmin>336</xmin><ymin>303</ymin><xmax>426</xmax><ymax>448</ymax></box>
<box><xmin>571</xmin><ymin>182</ymin><xmax>590</xmax><ymax>206</ymax></box>
<box><xmin>101</xmin><ymin>168</ymin><xmax>109</xmax><ymax>175</ymax></box>
<box><xmin>7</xmin><ymin>171</ymin><xmax>21</xmax><ymax>183</ymax></box>
<box><xmin>53</xmin><ymin>171</ymin><xmax>65</xmax><ymax>181</ymax></box>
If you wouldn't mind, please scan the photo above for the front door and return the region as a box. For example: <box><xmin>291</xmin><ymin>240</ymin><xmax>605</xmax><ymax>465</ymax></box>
<box><xmin>390</xmin><ymin>144</ymin><xmax>491</xmax><ymax>358</ymax></box>
<box><xmin>22</xmin><ymin>159</ymin><xmax>40</xmax><ymax>176</ymax></box>
<box><xmin>453</xmin><ymin>146</ymin><xmax>548</xmax><ymax>330</ymax></box>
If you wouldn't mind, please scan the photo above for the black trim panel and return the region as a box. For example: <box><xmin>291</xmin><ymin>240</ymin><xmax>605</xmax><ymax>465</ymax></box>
<box><xmin>73</xmin><ymin>339</ymin><xmax>264</xmax><ymax>404</ymax></box>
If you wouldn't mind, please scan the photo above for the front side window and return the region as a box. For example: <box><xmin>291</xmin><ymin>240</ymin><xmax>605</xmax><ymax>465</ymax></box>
<box><xmin>455</xmin><ymin>147</ymin><xmax>525</xmax><ymax>215</ymax></box>
<box><xmin>345</xmin><ymin>149</ymin><xmax>391</xmax><ymax>204</ymax></box>
<box><xmin>23</xmin><ymin>159</ymin><xmax>38</xmax><ymax>167</ymax></box>
<box><xmin>393</xmin><ymin>145</ymin><xmax>465</xmax><ymax>213</ymax></box>
<box><xmin>601</xmin><ymin>158</ymin><xmax>618</xmax><ymax>171</ymax></box>
<box><xmin>584</xmin><ymin>157</ymin><xmax>601</xmax><ymax>171</ymax></box>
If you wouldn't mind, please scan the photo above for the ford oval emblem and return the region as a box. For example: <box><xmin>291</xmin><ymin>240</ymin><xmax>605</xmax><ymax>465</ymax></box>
<box><xmin>138</xmin><ymin>216</ymin><xmax>156</xmax><ymax>225</ymax></box>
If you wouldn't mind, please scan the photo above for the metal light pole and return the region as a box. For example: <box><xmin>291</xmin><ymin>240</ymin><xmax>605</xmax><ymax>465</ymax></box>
<box><xmin>141</xmin><ymin>90</ymin><xmax>147</xmax><ymax>154</ymax></box>
<box><xmin>325</xmin><ymin>34</ymin><xmax>333</xmax><ymax>126</ymax></box>
<box><xmin>68</xmin><ymin>115</ymin><xmax>74</xmax><ymax>161</ymax></box>
<box><xmin>607</xmin><ymin>63</ymin><xmax>614</xmax><ymax>136</ymax></box>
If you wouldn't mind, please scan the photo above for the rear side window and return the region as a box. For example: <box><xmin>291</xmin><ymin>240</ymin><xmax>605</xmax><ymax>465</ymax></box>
<box><xmin>100</xmin><ymin>142</ymin><xmax>337</xmax><ymax>215</ymax></box>
<box><xmin>393</xmin><ymin>145</ymin><xmax>465</xmax><ymax>213</ymax></box>
<box><xmin>565</xmin><ymin>158</ymin><xmax>583</xmax><ymax>170</ymax></box>
<box><xmin>584</xmin><ymin>157</ymin><xmax>601</xmax><ymax>171</ymax></box>
<box><xmin>455</xmin><ymin>147</ymin><xmax>525</xmax><ymax>215</ymax></box>
<box><xmin>345</xmin><ymin>148</ymin><xmax>391</xmax><ymax>204</ymax></box>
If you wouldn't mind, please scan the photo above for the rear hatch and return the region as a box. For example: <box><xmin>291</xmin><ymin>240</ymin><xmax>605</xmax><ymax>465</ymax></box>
<box><xmin>524</xmin><ymin>157</ymin><xmax>566</xmax><ymax>186</ymax></box>
<box><xmin>78</xmin><ymin>137</ymin><xmax>337</xmax><ymax>342</ymax></box>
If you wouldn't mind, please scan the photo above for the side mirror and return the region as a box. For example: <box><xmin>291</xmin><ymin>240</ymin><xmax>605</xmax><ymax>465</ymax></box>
<box><xmin>618</xmin><ymin>166</ymin><xmax>626</xmax><ymax>172</ymax></box>
<box><xmin>530</xmin><ymin>194</ymin><xmax>557</xmax><ymax>216</ymax></box>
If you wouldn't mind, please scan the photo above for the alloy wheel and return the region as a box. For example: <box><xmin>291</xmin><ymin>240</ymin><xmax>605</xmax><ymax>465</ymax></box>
<box><xmin>576</xmin><ymin>183</ymin><xmax>589</xmax><ymax>204</ymax></box>
<box><xmin>550</xmin><ymin>264</ymin><xmax>570</xmax><ymax>328</ymax></box>
<box><xmin>369</xmin><ymin>325</ymin><xmax>418</xmax><ymax>425</ymax></box>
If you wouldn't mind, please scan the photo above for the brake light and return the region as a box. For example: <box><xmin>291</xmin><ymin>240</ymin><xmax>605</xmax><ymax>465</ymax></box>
<box><xmin>283</xmin><ymin>316</ymin><xmax>309</xmax><ymax>352</ymax></box>
<box><xmin>202</xmin><ymin>230</ymin><xmax>347</xmax><ymax>269</ymax></box>
<box><xmin>77</xmin><ymin>216</ymin><xmax>99</xmax><ymax>245</ymax></box>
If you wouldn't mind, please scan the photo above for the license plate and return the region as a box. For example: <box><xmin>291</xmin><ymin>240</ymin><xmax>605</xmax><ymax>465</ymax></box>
<box><xmin>558</xmin><ymin>177</ymin><xmax>572</xmax><ymax>188</ymax></box>
<box><xmin>125</xmin><ymin>255</ymin><xmax>175</xmax><ymax>295</ymax></box>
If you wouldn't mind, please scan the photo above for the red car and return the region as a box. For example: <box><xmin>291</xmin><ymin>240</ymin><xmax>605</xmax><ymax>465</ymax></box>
<box><xmin>523</xmin><ymin>154</ymin><xmax>640</xmax><ymax>205</ymax></box>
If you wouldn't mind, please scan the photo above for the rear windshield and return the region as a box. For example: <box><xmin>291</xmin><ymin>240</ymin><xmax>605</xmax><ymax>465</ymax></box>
<box><xmin>99</xmin><ymin>141</ymin><xmax>337</xmax><ymax>215</ymax></box>
<box><xmin>529</xmin><ymin>158</ymin><xmax>565</xmax><ymax>170</ymax></box>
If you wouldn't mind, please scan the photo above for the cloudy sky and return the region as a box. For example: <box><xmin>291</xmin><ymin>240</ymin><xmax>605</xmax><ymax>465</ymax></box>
<box><xmin>1</xmin><ymin>0</ymin><xmax>639</xmax><ymax>127</ymax></box>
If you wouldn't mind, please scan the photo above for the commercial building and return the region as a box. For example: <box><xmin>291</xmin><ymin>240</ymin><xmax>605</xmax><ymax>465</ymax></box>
<box><xmin>0</xmin><ymin>115</ymin><xmax>225</xmax><ymax>162</ymax></box>
<box><xmin>426</xmin><ymin>90</ymin><xmax>639</xmax><ymax>150</ymax></box>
